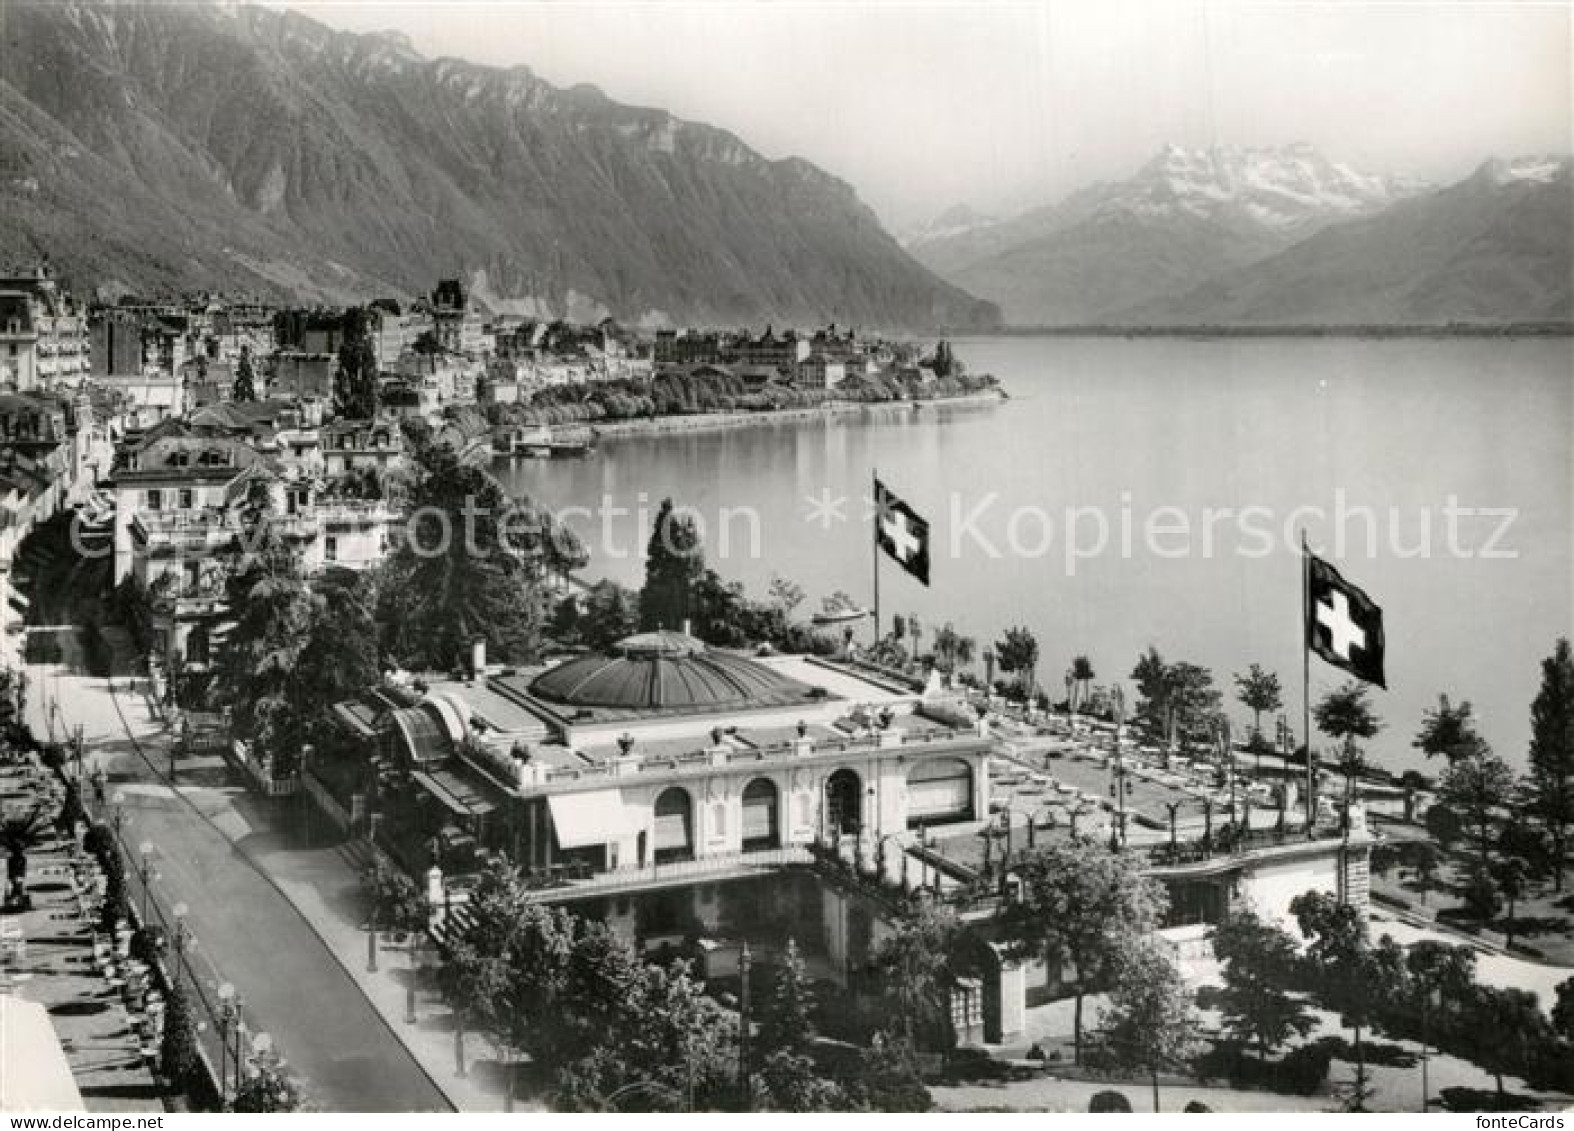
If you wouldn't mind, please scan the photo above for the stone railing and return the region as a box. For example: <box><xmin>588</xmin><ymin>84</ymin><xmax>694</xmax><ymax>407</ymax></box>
<box><xmin>531</xmin><ymin>845</ymin><xmax>814</xmax><ymax>899</ymax></box>
<box><xmin>537</xmin><ymin>723</ymin><xmax>986</xmax><ymax>789</ymax></box>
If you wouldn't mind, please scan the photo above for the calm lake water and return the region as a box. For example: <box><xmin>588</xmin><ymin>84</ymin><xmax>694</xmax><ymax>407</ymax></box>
<box><xmin>499</xmin><ymin>336</ymin><xmax>1573</xmax><ymax>774</ymax></box>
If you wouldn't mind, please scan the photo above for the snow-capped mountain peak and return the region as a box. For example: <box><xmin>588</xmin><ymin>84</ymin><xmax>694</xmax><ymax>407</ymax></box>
<box><xmin>1113</xmin><ymin>143</ymin><xmax>1429</xmax><ymax>232</ymax></box>
<box><xmin>900</xmin><ymin>203</ymin><xmax>999</xmax><ymax>248</ymax></box>
<box><xmin>1473</xmin><ymin>154</ymin><xmax>1573</xmax><ymax>187</ymax></box>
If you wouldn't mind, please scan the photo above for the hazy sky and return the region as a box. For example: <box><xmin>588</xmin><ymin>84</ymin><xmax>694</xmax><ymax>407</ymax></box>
<box><xmin>276</xmin><ymin>1</ymin><xmax>1572</xmax><ymax>226</ymax></box>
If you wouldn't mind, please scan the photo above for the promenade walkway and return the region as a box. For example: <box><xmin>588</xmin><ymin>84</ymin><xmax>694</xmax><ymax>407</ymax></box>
<box><xmin>1</xmin><ymin>758</ymin><xmax>163</xmax><ymax>1112</ymax></box>
<box><xmin>25</xmin><ymin>628</ymin><xmax>456</xmax><ymax>1112</ymax></box>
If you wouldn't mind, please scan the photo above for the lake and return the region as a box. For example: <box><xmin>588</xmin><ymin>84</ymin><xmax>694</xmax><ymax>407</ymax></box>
<box><xmin>498</xmin><ymin>335</ymin><xmax>1573</xmax><ymax>774</ymax></box>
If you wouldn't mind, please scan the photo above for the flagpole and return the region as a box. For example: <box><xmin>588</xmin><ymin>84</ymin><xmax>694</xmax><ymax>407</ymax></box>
<box><xmin>872</xmin><ymin>467</ymin><xmax>881</xmax><ymax>643</ymax></box>
<box><xmin>1302</xmin><ymin>529</ymin><xmax>1314</xmax><ymax>837</ymax></box>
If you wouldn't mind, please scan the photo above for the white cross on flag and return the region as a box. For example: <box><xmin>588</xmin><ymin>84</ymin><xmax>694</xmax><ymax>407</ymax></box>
<box><xmin>1305</xmin><ymin>552</ymin><xmax>1386</xmax><ymax>688</ymax></box>
<box><xmin>874</xmin><ymin>478</ymin><xmax>930</xmax><ymax>586</ymax></box>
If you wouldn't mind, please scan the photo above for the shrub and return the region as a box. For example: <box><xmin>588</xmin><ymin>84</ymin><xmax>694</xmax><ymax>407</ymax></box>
<box><xmin>1088</xmin><ymin>1090</ymin><xmax>1132</xmax><ymax>1112</ymax></box>
<box><xmin>1461</xmin><ymin>865</ymin><xmax>1502</xmax><ymax>921</ymax></box>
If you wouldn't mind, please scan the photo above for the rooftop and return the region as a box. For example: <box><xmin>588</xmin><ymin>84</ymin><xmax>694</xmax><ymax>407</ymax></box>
<box><xmin>518</xmin><ymin>632</ymin><xmax>828</xmax><ymax>719</ymax></box>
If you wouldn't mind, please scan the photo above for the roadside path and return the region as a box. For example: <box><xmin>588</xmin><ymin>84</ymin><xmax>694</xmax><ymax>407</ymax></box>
<box><xmin>26</xmin><ymin>630</ymin><xmax>453</xmax><ymax>1112</ymax></box>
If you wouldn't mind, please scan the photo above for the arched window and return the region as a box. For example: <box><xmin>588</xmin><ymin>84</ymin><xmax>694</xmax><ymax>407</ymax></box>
<box><xmin>825</xmin><ymin>768</ymin><xmax>862</xmax><ymax>835</ymax></box>
<box><xmin>741</xmin><ymin>778</ymin><xmax>780</xmax><ymax>851</ymax></box>
<box><xmin>653</xmin><ymin>787</ymin><xmax>694</xmax><ymax>864</ymax></box>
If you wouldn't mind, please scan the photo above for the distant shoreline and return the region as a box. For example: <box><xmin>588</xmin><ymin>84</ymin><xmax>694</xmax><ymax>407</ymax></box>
<box><xmin>957</xmin><ymin>322</ymin><xmax>1574</xmax><ymax>339</ymax></box>
<box><xmin>582</xmin><ymin>389</ymin><xmax>1006</xmax><ymax>441</ymax></box>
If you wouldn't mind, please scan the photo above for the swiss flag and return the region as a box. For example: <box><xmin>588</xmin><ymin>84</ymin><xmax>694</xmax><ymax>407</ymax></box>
<box><xmin>874</xmin><ymin>478</ymin><xmax>930</xmax><ymax>587</ymax></box>
<box><xmin>1305</xmin><ymin>553</ymin><xmax>1386</xmax><ymax>688</ymax></box>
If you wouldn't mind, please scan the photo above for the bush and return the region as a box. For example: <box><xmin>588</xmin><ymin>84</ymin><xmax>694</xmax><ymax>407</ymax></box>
<box><xmin>83</xmin><ymin>821</ymin><xmax>115</xmax><ymax>861</ymax></box>
<box><xmin>1088</xmin><ymin>1090</ymin><xmax>1132</xmax><ymax>1112</ymax></box>
<box><xmin>161</xmin><ymin>980</ymin><xmax>202</xmax><ymax>1091</ymax></box>
<box><xmin>1194</xmin><ymin>1040</ymin><xmax>1331</xmax><ymax>1096</ymax></box>
<box><xmin>1461</xmin><ymin>865</ymin><xmax>1502</xmax><ymax>921</ymax></box>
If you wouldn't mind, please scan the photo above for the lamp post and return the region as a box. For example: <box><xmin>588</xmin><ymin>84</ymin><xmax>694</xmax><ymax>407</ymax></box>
<box><xmin>366</xmin><ymin>813</ymin><xmax>382</xmax><ymax>973</ymax></box>
<box><xmin>171</xmin><ymin>901</ymin><xmax>191</xmax><ymax>993</ymax></box>
<box><xmin>737</xmin><ymin>941</ymin><xmax>752</xmax><ymax>1104</ymax></box>
<box><xmin>137</xmin><ymin>841</ymin><xmax>155</xmax><ymax>924</ymax></box>
<box><xmin>405</xmin><ymin>930</ymin><xmax>423</xmax><ymax>1024</ymax></box>
<box><xmin>1419</xmin><ymin>984</ymin><xmax>1441</xmax><ymax>1112</ymax></box>
<box><xmin>216</xmin><ymin>982</ymin><xmax>237</xmax><ymax>1106</ymax></box>
<box><xmin>110</xmin><ymin>790</ymin><xmax>126</xmax><ymax>841</ymax></box>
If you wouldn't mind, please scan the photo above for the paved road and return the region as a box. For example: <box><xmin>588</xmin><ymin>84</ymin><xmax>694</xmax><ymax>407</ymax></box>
<box><xmin>26</xmin><ymin>628</ymin><xmax>451</xmax><ymax>1112</ymax></box>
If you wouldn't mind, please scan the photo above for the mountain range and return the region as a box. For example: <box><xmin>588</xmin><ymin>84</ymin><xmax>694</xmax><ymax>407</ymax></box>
<box><xmin>907</xmin><ymin>146</ymin><xmax>1573</xmax><ymax>326</ymax></box>
<box><xmin>0</xmin><ymin>0</ymin><xmax>997</xmax><ymax>331</ymax></box>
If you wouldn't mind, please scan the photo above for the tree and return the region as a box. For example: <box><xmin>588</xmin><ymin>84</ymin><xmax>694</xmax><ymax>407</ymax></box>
<box><xmin>209</xmin><ymin>504</ymin><xmax>323</xmax><ymax>778</ymax></box>
<box><xmin>870</xmin><ymin>898</ymin><xmax>966</xmax><ymax>1050</ymax></box>
<box><xmin>335</xmin><ymin>307</ymin><xmax>380</xmax><ymax>420</ymax></box>
<box><xmin>232</xmin><ymin>345</ymin><xmax>256</xmax><ymax>402</ymax></box>
<box><xmin>1425</xmin><ymin>803</ymin><xmax>1465</xmax><ymax>852</ymax></box>
<box><xmin>1414</xmin><ymin>695</ymin><xmax>1487</xmax><ymax>762</ymax></box>
<box><xmin>1132</xmin><ymin>649</ymin><xmax>1220</xmax><ymax>746</ymax></box>
<box><xmin>994</xmin><ymin>626</ymin><xmax>1039</xmax><ymax>700</ymax></box>
<box><xmin>232</xmin><ymin>1061</ymin><xmax>302</xmax><ymax>1112</ymax></box>
<box><xmin>553</xmin><ymin>958</ymin><xmax>737</xmax><ymax>1112</ymax></box>
<box><xmin>1291</xmin><ymin>890</ymin><xmax>1405</xmax><ymax>1110</ymax></box>
<box><xmin>1439</xmin><ymin>748</ymin><xmax>1516</xmax><ymax>865</ymax></box>
<box><xmin>1211</xmin><ymin>907</ymin><xmax>1315</xmax><ymax>1058</ymax></box>
<box><xmin>757</xmin><ymin>938</ymin><xmax>816</xmax><ymax>1059</ymax></box>
<box><xmin>1406</xmin><ymin>939</ymin><xmax>1478</xmax><ymax>1070</ymax></box>
<box><xmin>377</xmin><ymin>444</ymin><xmax>578</xmax><ymax>670</ymax></box>
<box><xmin>574</xmin><ymin>580</ymin><xmax>640</xmax><ymax>652</ymax></box>
<box><xmin>1314</xmin><ymin>683</ymin><xmax>1383</xmax><ymax>820</ymax></box>
<box><xmin>1461</xmin><ymin>986</ymin><xmax>1554</xmax><ymax>1101</ymax></box>
<box><xmin>1405</xmin><ymin>839</ymin><xmax>1445</xmax><ymax>906</ymax></box>
<box><xmin>1132</xmin><ymin>647</ymin><xmax>1171</xmax><ymax>731</ymax></box>
<box><xmin>1096</xmin><ymin>941</ymin><xmax>1199</xmax><ymax>1112</ymax></box>
<box><xmin>1552</xmin><ymin>977</ymin><xmax>1574</xmax><ymax>1040</ymax></box>
<box><xmin>1234</xmin><ymin>664</ymin><xmax>1284</xmax><ymax>745</ymax></box>
<box><xmin>641</xmin><ymin>498</ymin><xmax>705</xmax><ymax>631</ymax></box>
<box><xmin>362</xmin><ymin>861</ymin><xmax>428</xmax><ymax>936</ymax></box>
<box><xmin>932</xmin><ymin>623</ymin><xmax>977</xmax><ymax>676</ymax></box>
<box><xmin>842</xmin><ymin>1031</ymin><xmax>931</xmax><ymax>1112</ymax></box>
<box><xmin>160</xmin><ymin>978</ymin><xmax>202</xmax><ymax>1091</ymax></box>
<box><xmin>998</xmin><ymin>839</ymin><xmax>1167</xmax><ymax>1063</ymax></box>
<box><xmin>1071</xmin><ymin>655</ymin><xmax>1096</xmax><ymax>712</ymax></box>
<box><xmin>1</xmin><ymin>802</ymin><xmax>53</xmax><ymax>896</ymax></box>
<box><xmin>1527</xmin><ymin>639</ymin><xmax>1574</xmax><ymax>891</ymax></box>
<box><xmin>753</xmin><ymin>1049</ymin><xmax>846</xmax><ymax>1112</ymax></box>
<box><xmin>1490</xmin><ymin>857</ymin><xmax>1530</xmax><ymax>945</ymax></box>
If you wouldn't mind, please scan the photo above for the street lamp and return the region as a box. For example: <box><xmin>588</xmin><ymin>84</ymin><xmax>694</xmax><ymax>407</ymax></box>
<box><xmin>250</xmin><ymin>1031</ymin><xmax>274</xmax><ymax>1082</ymax></box>
<box><xmin>216</xmin><ymin>982</ymin><xmax>238</xmax><ymax>1105</ymax></box>
<box><xmin>406</xmin><ymin>930</ymin><xmax>423</xmax><ymax>1024</ymax></box>
<box><xmin>170</xmin><ymin>902</ymin><xmax>191</xmax><ymax>992</ymax></box>
<box><xmin>110</xmin><ymin>790</ymin><xmax>126</xmax><ymax>840</ymax></box>
<box><xmin>737</xmin><ymin>941</ymin><xmax>752</xmax><ymax>1104</ymax></box>
<box><xmin>137</xmin><ymin>841</ymin><xmax>155</xmax><ymax>924</ymax></box>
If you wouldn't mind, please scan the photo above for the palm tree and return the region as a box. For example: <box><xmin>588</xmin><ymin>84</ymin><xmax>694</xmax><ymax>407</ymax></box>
<box><xmin>1315</xmin><ymin>683</ymin><xmax>1383</xmax><ymax>826</ymax></box>
<box><xmin>931</xmin><ymin>622</ymin><xmax>976</xmax><ymax>677</ymax></box>
<box><xmin>1234</xmin><ymin>664</ymin><xmax>1283</xmax><ymax>746</ymax></box>
<box><xmin>2</xmin><ymin>803</ymin><xmax>55</xmax><ymax>897</ymax></box>
<box><xmin>1072</xmin><ymin>656</ymin><xmax>1096</xmax><ymax>714</ymax></box>
<box><xmin>995</xmin><ymin>626</ymin><xmax>1040</xmax><ymax>703</ymax></box>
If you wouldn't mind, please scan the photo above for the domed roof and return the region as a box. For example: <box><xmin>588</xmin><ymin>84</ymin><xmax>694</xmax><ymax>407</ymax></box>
<box><xmin>529</xmin><ymin>632</ymin><xmax>819</xmax><ymax>713</ymax></box>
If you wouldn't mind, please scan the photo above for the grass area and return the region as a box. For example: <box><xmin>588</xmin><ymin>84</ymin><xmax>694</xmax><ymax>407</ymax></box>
<box><xmin>1368</xmin><ymin>823</ymin><xmax>1574</xmax><ymax>964</ymax></box>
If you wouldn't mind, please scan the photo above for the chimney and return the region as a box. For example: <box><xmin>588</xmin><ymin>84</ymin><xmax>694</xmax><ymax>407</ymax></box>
<box><xmin>471</xmin><ymin>638</ymin><xmax>486</xmax><ymax>681</ymax></box>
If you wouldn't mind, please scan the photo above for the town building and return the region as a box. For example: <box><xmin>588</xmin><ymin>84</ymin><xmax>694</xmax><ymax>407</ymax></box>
<box><xmin>0</xmin><ymin>266</ymin><xmax>90</xmax><ymax>391</ymax></box>
<box><xmin>430</xmin><ymin>279</ymin><xmax>487</xmax><ymax>358</ymax></box>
